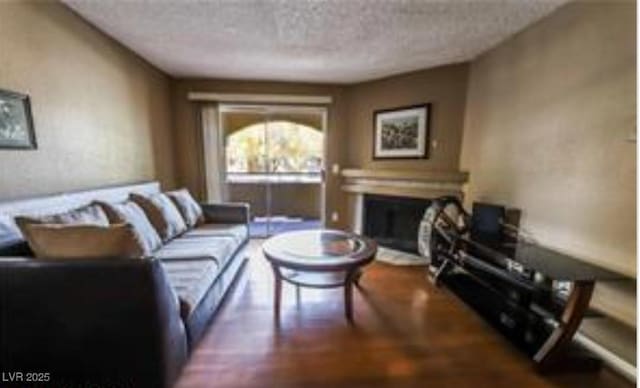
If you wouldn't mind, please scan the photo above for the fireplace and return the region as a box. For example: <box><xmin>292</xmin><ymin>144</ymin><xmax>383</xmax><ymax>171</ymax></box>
<box><xmin>362</xmin><ymin>194</ymin><xmax>431</xmax><ymax>254</ymax></box>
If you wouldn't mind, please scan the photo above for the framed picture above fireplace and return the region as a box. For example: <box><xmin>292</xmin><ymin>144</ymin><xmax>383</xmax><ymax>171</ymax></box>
<box><xmin>373</xmin><ymin>103</ymin><xmax>430</xmax><ymax>160</ymax></box>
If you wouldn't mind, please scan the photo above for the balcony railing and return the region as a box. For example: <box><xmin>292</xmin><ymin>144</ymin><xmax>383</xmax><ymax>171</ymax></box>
<box><xmin>226</xmin><ymin>172</ymin><xmax>322</xmax><ymax>184</ymax></box>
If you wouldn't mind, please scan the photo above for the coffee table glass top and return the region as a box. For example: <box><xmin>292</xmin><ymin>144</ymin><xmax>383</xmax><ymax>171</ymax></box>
<box><xmin>262</xmin><ymin>229</ymin><xmax>373</xmax><ymax>267</ymax></box>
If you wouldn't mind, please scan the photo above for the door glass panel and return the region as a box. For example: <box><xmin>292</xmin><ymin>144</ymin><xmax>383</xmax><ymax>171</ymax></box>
<box><xmin>220</xmin><ymin>107</ymin><xmax>325</xmax><ymax>237</ymax></box>
<box><xmin>266</xmin><ymin>119</ymin><xmax>323</xmax><ymax>179</ymax></box>
<box><xmin>221</xmin><ymin>110</ymin><xmax>270</xmax><ymax>237</ymax></box>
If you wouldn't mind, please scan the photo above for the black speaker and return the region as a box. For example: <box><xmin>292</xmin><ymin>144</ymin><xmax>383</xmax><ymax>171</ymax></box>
<box><xmin>471</xmin><ymin>202</ymin><xmax>505</xmax><ymax>240</ymax></box>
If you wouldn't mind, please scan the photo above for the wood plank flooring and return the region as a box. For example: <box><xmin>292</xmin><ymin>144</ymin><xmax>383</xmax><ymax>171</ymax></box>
<box><xmin>175</xmin><ymin>240</ymin><xmax>631</xmax><ymax>388</ymax></box>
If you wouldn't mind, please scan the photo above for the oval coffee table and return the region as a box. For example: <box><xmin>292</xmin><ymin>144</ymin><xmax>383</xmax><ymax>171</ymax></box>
<box><xmin>262</xmin><ymin>229</ymin><xmax>377</xmax><ymax>322</ymax></box>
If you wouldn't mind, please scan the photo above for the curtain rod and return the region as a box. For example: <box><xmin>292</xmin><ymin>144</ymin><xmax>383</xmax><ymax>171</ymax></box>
<box><xmin>187</xmin><ymin>92</ymin><xmax>333</xmax><ymax>104</ymax></box>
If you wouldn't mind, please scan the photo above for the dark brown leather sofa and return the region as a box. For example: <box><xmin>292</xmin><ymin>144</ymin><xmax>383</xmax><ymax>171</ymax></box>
<box><xmin>0</xmin><ymin>182</ymin><xmax>250</xmax><ymax>387</ymax></box>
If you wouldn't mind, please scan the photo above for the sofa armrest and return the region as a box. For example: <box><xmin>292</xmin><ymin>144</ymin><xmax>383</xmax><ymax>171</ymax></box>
<box><xmin>201</xmin><ymin>202</ymin><xmax>250</xmax><ymax>224</ymax></box>
<box><xmin>0</xmin><ymin>257</ymin><xmax>187</xmax><ymax>388</ymax></box>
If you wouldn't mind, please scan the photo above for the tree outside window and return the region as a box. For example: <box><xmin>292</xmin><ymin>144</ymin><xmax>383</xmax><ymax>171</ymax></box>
<box><xmin>226</xmin><ymin>120</ymin><xmax>323</xmax><ymax>183</ymax></box>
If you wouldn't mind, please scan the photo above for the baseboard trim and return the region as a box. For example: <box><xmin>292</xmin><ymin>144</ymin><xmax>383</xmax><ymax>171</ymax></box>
<box><xmin>574</xmin><ymin>331</ymin><xmax>636</xmax><ymax>382</ymax></box>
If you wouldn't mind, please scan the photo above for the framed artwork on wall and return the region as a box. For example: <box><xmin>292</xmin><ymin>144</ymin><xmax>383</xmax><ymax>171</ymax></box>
<box><xmin>0</xmin><ymin>89</ymin><xmax>37</xmax><ymax>150</ymax></box>
<box><xmin>373</xmin><ymin>103</ymin><xmax>430</xmax><ymax>159</ymax></box>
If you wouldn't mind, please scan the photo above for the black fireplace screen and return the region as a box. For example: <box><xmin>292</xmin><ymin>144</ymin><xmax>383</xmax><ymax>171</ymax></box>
<box><xmin>362</xmin><ymin>194</ymin><xmax>431</xmax><ymax>254</ymax></box>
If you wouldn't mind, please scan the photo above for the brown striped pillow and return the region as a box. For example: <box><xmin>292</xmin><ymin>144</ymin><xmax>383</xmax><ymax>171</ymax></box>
<box><xmin>166</xmin><ymin>189</ymin><xmax>204</xmax><ymax>228</ymax></box>
<box><xmin>130</xmin><ymin>192</ymin><xmax>187</xmax><ymax>241</ymax></box>
<box><xmin>94</xmin><ymin>200</ymin><xmax>163</xmax><ymax>253</ymax></box>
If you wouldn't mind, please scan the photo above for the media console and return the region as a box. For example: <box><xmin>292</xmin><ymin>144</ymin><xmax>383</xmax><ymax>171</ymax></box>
<box><xmin>427</xmin><ymin>199</ymin><xmax>630</xmax><ymax>371</ymax></box>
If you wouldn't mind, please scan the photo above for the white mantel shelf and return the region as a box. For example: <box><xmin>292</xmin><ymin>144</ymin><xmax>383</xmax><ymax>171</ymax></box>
<box><xmin>340</xmin><ymin>168</ymin><xmax>469</xmax><ymax>199</ymax></box>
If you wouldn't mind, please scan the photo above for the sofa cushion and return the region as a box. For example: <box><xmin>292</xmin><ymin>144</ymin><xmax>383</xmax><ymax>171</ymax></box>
<box><xmin>181</xmin><ymin>223</ymin><xmax>248</xmax><ymax>245</ymax></box>
<box><xmin>15</xmin><ymin>203</ymin><xmax>109</xmax><ymax>231</ymax></box>
<box><xmin>21</xmin><ymin>223</ymin><xmax>148</xmax><ymax>259</ymax></box>
<box><xmin>154</xmin><ymin>235</ymin><xmax>238</xmax><ymax>266</ymax></box>
<box><xmin>95</xmin><ymin>201</ymin><xmax>163</xmax><ymax>254</ymax></box>
<box><xmin>166</xmin><ymin>189</ymin><xmax>204</xmax><ymax>228</ymax></box>
<box><xmin>131</xmin><ymin>193</ymin><xmax>187</xmax><ymax>242</ymax></box>
<box><xmin>161</xmin><ymin>258</ymin><xmax>219</xmax><ymax>319</ymax></box>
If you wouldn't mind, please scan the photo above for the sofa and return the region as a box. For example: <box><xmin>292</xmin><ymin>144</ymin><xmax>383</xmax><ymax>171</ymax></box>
<box><xmin>0</xmin><ymin>182</ymin><xmax>249</xmax><ymax>387</ymax></box>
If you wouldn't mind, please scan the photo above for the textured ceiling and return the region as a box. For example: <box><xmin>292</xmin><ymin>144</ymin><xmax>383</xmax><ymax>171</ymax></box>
<box><xmin>64</xmin><ymin>0</ymin><xmax>569</xmax><ymax>84</ymax></box>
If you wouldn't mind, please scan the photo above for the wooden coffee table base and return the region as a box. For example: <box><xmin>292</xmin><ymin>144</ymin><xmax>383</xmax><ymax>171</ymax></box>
<box><xmin>270</xmin><ymin>263</ymin><xmax>363</xmax><ymax>323</ymax></box>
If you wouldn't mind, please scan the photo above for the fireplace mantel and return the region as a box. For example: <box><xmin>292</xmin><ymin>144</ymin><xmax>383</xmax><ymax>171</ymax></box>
<box><xmin>340</xmin><ymin>168</ymin><xmax>469</xmax><ymax>199</ymax></box>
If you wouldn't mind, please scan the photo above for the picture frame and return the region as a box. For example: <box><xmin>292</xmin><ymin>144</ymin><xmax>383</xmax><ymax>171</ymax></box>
<box><xmin>373</xmin><ymin>103</ymin><xmax>430</xmax><ymax>160</ymax></box>
<box><xmin>0</xmin><ymin>89</ymin><xmax>37</xmax><ymax>150</ymax></box>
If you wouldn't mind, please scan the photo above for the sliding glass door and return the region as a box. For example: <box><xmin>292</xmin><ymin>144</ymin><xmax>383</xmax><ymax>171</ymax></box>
<box><xmin>219</xmin><ymin>105</ymin><xmax>326</xmax><ymax>237</ymax></box>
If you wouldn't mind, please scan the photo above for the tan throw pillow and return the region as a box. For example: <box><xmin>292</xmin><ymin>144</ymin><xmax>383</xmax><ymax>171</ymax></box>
<box><xmin>94</xmin><ymin>200</ymin><xmax>163</xmax><ymax>253</ymax></box>
<box><xmin>130</xmin><ymin>192</ymin><xmax>187</xmax><ymax>241</ymax></box>
<box><xmin>15</xmin><ymin>204</ymin><xmax>110</xmax><ymax>242</ymax></box>
<box><xmin>15</xmin><ymin>203</ymin><xmax>109</xmax><ymax>228</ymax></box>
<box><xmin>22</xmin><ymin>223</ymin><xmax>148</xmax><ymax>259</ymax></box>
<box><xmin>166</xmin><ymin>188</ymin><xmax>204</xmax><ymax>228</ymax></box>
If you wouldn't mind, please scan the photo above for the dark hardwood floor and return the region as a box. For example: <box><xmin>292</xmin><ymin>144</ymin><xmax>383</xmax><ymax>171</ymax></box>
<box><xmin>175</xmin><ymin>240</ymin><xmax>632</xmax><ymax>388</ymax></box>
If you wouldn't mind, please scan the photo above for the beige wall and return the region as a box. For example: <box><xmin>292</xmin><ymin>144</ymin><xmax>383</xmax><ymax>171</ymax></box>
<box><xmin>0</xmin><ymin>1</ymin><xmax>175</xmax><ymax>201</ymax></box>
<box><xmin>460</xmin><ymin>0</ymin><xmax>636</xmax><ymax>358</ymax></box>
<box><xmin>461</xmin><ymin>1</ymin><xmax>636</xmax><ymax>277</ymax></box>
<box><xmin>171</xmin><ymin>79</ymin><xmax>349</xmax><ymax>228</ymax></box>
<box><xmin>345</xmin><ymin>64</ymin><xmax>469</xmax><ymax>171</ymax></box>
